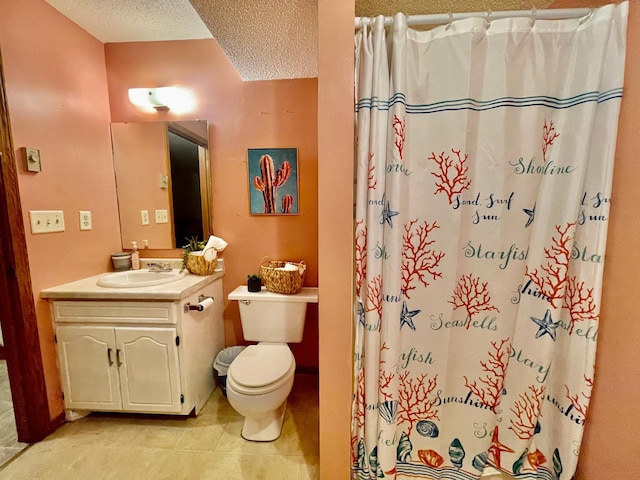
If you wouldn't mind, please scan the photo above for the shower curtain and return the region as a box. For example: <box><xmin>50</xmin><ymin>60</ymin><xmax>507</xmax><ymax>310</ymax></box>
<box><xmin>352</xmin><ymin>3</ymin><xmax>627</xmax><ymax>480</ymax></box>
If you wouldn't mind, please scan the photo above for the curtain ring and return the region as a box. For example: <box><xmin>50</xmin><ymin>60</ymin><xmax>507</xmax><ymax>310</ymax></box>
<box><xmin>445</xmin><ymin>11</ymin><xmax>453</xmax><ymax>30</ymax></box>
<box><xmin>530</xmin><ymin>7</ymin><xmax>537</xmax><ymax>28</ymax></box>
<box><xmin>579</xmin><ymin>7</ymin><xmax>594</xmax><ymax>25</ymax></box>
<box><xmin>485</xmin><ymin>10</ymin><xmax>492</xmax><ymax>29</ymax></box>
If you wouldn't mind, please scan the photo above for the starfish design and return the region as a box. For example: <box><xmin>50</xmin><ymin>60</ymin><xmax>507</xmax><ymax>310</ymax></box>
<box><xmin>399</xmin><ymin>301</ymin><xmax>420</xmax><ymax>331</ymax></box>
<box><xmin>523</xmin><ymin>202</ymin><xmax>536</xmax><ymax>228</ymax></box>
<box><xmin>380</xmin><ymin>199</ymin><xmax>399</xmax><ymax>228</ymax></box>
<box><xmin>487</xmin><ymin>426</ymin><xmax>514</xmax><ymax>470</ymax></box>
<box><xmin>530</xmin><ymin>309</ymin><xmax>561</xmax><ymax>341</ymax></box>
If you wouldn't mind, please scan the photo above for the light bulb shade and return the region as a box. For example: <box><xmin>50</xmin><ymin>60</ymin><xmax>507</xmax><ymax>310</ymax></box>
<box><xmin>128</xmin><ymin>87</ymin><xmax>196</xmax><ymax>113</ymax></box>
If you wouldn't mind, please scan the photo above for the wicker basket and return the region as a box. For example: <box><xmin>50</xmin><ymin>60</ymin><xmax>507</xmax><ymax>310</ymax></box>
<box><xmin>185</xmin><ymin>252</ymin><xmax>218</xmax><ymax>276</ymax></box>
<box><xmin>260</xmin><ymin>259</ymin><xmax>306</xmax><ymax>294</ymax></box>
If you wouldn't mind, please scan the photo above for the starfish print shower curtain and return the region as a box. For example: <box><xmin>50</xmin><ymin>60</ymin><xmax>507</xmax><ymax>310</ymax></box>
<box><xmin>352</xmin><ymin>3</ymin><xmax>627</xmax><ymax>480</ymax></box>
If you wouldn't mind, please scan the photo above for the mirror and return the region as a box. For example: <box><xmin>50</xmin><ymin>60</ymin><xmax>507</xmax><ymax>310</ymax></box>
<box><xmin>110</xmin><ymin>120</ymin><xmax>212</xmax><ymax>250</ymax></box>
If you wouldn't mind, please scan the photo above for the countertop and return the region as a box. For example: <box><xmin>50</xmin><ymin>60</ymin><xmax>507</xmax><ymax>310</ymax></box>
<box><xmin>40</xmin><ymin>267</ymin><xmax>224</xmax><ymax>301</ymax></box>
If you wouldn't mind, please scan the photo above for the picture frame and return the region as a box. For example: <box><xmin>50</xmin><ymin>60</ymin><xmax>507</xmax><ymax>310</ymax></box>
<box><xmin>248</xmin><ymin>148</ymin><xmax>299</xmax><ymax>215</ymax></box>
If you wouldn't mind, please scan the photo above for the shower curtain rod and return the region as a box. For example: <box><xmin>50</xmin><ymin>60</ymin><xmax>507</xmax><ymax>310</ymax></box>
<box><xmin>354</xmin><ymin>7</ymin><xmax>592</xmax><ymax>29</ymax></box>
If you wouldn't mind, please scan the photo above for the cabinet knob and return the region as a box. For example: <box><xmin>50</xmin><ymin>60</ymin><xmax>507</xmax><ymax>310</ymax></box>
<box><xmin>116</xmin><ymin>349</ymin><xmax>123</xmax><ymax>367</ymax></box>
<box><xmin>107</xmin><ymin>348</ymin><xmax>114</xmax><ymax>366</ymax></box>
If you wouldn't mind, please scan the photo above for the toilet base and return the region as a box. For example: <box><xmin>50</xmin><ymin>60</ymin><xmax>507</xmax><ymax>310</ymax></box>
<box><xmin>240</xmin><ymin>401</ymin><xmax>287</xmax><ymax>442</ymax></box>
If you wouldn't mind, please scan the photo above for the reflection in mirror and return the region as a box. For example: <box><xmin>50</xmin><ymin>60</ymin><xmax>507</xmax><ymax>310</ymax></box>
<box><xmin>110</xmin><ymin>120</ymin><xmax>211</xmax><ymax>250</ymax></box>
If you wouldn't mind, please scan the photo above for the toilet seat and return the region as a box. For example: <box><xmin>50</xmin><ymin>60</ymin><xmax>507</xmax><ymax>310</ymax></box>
<box><xmin>227</xmin><ymin>344</ymin><xmax>295</xmax><ymax>395</ymax></box>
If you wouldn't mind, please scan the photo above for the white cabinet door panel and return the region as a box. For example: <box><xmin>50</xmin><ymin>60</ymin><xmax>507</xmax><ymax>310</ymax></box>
<box><xmin>116</xmin><ymin>327</ymin><xmax>181</xmax><ymax>413</ymax></box>
<box><xmin>56</xmin><ymin>326</ymin><xmax>122</xmax><ymax>411</ymax></box>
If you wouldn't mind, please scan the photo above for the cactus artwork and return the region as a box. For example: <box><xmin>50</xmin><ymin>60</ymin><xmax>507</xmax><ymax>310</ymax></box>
<box><xmin>253</xmin><ymin>155</ymin><xmax>291</xmax><ymax>212</ymax></box>
<box><xmin>248</xmin><ymin>148</ymin><xmax>298</xmax><ymax>214</ymax></box>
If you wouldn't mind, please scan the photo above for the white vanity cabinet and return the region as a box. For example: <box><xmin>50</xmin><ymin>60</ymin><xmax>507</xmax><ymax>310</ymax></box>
<box><xmin>56</xmin><ymin>322</ymin><xmax>182</xmax><ymax>414</ymax></box>
<box><xmin>43</xmin><ymin>273</ymin><xmax>225</xmax><ymax>420</ymax></box>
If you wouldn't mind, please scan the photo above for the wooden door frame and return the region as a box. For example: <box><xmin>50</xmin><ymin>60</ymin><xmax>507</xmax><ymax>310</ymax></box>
<box><xmin>0</xmin><ymin>47</ymin><xmax>57</xmax><ymax>442</ymax></box>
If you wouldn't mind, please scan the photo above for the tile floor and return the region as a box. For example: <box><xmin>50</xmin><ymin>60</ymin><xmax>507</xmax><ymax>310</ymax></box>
<box><xmin>0</xmin><ymin>374</ymin><xmax>319</xmax><ymax>480</ymax></box>
<box><xmin>0</xmin><ymin>361</ymin><xmax>28</xmax><ymax>468</ymax></box>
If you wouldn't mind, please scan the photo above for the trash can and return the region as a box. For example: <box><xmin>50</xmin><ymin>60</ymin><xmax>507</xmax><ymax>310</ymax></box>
<box><xmin>213</xmin><ymin>346</ymin><xmax>246</xmax><ymax>396</ymax></box>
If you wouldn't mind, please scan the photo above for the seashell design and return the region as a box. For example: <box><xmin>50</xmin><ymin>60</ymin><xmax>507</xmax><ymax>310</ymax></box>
<box><xmin>513</xmin><ymin>449</ymin><xmax>528</xmax><ymax>474</ymax></box>
<box><xmin>527</xmin><ymin>449</ymin><xmax>546</xmax><ymax>468</ymax></box>
<box><xmin>396</xmin><ymin>431</ymin><xmax>413</xmax><ymax>463</ymax></box>
<box><xmin>416</xmin><ymin>420</ymin><xmax>439</xmax><ymax>438</ymax></box>
<box><xmin>417</xmin><ymin>449</ymin><xmax>444</xmax><ymax>468</ymax></box>
<box><xmin>553</xmin><ymin>448</ymin><xmax>563</xmax><ymax>478</ymax></box>
<box><xmin>356</xmin><ymin>439</ymin><xmax>367</xmax><ymax>471</ymax></box>
<box><xmin>369</xmin><ymin>447</ymin><xmax>385</xmax><ymax>478</ymax></box>
<box><xmin>472</xmin><ymin>452</ymin><xmax>488</xmax><ymax>471</ymax></box>
<box><xmin>369</xmin><ymin>446</ymin><xmax>379</xmax><ymax>474</ymax></box>
<box><xmin>378</xmin><ymin>400</ymin><xmax>398</xmax><ymax>424</ymax></box>
<box><xmin>448</xmin><ymin>438</ymin><xmax>465</xmax><ymax>468</ymax></box>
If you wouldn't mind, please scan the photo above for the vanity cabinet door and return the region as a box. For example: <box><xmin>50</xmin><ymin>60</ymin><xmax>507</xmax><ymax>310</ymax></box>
<box><xmin>115</xmin><ymin>327</ymin><xmax>181</xmax><ymax>413</ymax></box>
<box><xmin>56</xmin><ymin>326</ymin><xmax>122</xmax><ymax>411</ymax></box>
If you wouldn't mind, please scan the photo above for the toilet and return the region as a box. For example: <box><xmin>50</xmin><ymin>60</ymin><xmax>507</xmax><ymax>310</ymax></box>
<box><xmin>227</xmin><ymin>285</ymin><xmax>319</xmax><ymax>441</ymax></box>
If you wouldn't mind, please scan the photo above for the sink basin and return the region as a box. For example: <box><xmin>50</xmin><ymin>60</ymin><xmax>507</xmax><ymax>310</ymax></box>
<box><xmin>97</xmin><ymin>269</ymin><xmax>185</xmax><ymax>288</ymax></box>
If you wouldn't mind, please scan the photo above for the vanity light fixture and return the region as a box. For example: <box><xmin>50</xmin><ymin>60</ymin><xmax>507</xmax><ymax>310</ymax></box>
<box><xmin>128</xmin><ymin>87</ymin><xmax>196</xmax><ymax>113</ymax></box>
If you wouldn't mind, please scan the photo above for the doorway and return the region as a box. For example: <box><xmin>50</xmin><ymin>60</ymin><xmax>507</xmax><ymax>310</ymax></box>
<box><xmin>168</xmin><ymin>131</ymin><xmax>204</xmax><ymax>246</ymax></box>
<box><xmin>0</xmin><ymin>47</ymin><xmax>58</xmax><ymax>447</ymax></box>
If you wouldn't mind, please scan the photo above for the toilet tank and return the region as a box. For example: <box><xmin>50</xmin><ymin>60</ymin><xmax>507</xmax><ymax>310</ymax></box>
<box><xmin>228</xmin><ymin>286</ymin><xmax>319</xmax><ymax>343</ymax></box>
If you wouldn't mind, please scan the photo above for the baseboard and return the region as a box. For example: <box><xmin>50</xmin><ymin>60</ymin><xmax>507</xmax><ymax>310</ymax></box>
<box><xmin>47</xmin><ymin>411</ymin><xmax>66</xmax><ymax>437</ymax></box>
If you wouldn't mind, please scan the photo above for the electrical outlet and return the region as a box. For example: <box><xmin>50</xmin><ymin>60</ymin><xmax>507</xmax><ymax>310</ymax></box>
<box><xmin>141</xmin><ymin>210</ymin><xmax>150</xmax><ymax>225</ymax></box>
<box><xmin>79</xmin><ymin>211</ymin><xmax>92</xmax><ymax>231</ymax></box>
<box><xmin>29</xmin><ymin>210</ymin><xmax>65</xmax><ymax>234</ymax></box>
<box><xmin>159</xmin><ymin>175</ymin><xmax>168</xmax><ymax>189</ymax></box>
<box><xmin>155</xmin><ymin>209</ymin><xmax>168</xmax><ymax>224</ymax></box>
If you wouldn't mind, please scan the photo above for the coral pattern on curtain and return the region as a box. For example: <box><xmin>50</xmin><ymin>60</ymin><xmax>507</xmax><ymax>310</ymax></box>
<box><xmin>352</xmin><ymin>3</ymin><xmax>628</xmax><ymax>480</ymax></box>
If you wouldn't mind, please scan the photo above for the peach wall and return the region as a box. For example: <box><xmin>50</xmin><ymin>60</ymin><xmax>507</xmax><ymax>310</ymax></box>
<box><xmin>548</xmin><ymin>2</ymin><xmax>640</xmax><ymax>478</ymax></box>
<box><xmin>105</xmin><ymin>42</ymin><xmax>319</xmax><ymax>368</ymax></box>
<box><xmin>111</xmin><ymin>122</ymin><xmax>172</xmax><ymax>248</ymax></box>
<box><xmin>0</xmin><ymin>0</ymin><xmax>122</xmax><ymax>418</ymax></box>
<box><xmin>318</xmin><ymin>0</ymin><xmax>354</xmax><ymax>478</ymax></box>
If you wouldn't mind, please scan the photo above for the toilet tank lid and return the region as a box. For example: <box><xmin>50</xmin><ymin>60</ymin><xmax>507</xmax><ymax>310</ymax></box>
<box><xmin>228</xmin><ymin>344</ymin><xmax>294</xmax><ymax>387</ymax></box>
<box><xmin>228</xmin><ymin>286</ymin><xmax>318</xmax><ymax>303</ymax></box>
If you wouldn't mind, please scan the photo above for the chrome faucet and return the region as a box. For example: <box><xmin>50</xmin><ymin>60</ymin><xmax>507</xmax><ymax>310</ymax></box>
<box><xmin>148</xmin><ymin>262</ymin><xmax>172</xmax><ymax>272</ymax></box>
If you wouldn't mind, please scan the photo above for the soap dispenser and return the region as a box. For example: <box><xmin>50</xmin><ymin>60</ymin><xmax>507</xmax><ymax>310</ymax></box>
<box><xmin>131</xmin><ymin>241</ymin><xmax>140</xmax><ymax>270</ymax></box>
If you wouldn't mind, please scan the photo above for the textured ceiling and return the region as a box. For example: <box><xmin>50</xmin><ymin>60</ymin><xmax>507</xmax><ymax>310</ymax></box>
<box><xmin>44</xmin><ymin>0</ymin><xmax>212</xmax><ymax>42</ymax></box>
<box><xmin>45</xmin><ymin>0</ymin><xmax>556</xmax><ymax>82</ymax></box>
<box><xmin>189</xmin><ymin>0</ymin><xmax>317</xmax><ymax>81</ymax></box>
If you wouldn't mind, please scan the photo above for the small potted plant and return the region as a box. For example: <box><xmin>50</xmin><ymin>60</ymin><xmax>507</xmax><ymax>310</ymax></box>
<box><xmin>247</xmin><ymin>274</ymin><xmax>262</xmax><ymax>292</ymax></box>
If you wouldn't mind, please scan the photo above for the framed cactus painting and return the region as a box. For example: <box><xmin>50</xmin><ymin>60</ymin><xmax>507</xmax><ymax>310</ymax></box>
<box><xmin>248</xmin><ymin>148</ymin><xmax>299</xmax><ymax>215</ymax></box>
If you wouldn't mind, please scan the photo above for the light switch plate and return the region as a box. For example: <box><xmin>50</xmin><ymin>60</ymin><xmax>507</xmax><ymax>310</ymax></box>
<box><xmin>79</xmin><ymin>211</ymin><xmax>92</xmax><ymax>230</ymax></box>
<box><xmin>29</xmin><ymin>210</ymin><xmax>65</xmax><ymax>234</ymax></box>
<box><xmin>155</xmin><ymin>209</ymin><xmax>168</xmax><ymax>224</ymax></box>
<box><xmin>23</xmin><ymin>147</ymin><xmax>42</xmax><ymax>173</ymax></box>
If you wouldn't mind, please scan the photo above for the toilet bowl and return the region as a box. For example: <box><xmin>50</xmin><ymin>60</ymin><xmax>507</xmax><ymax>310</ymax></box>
<box><xmin>226</xmin><ymin>343</ymin><xmax>296</xmax><ymax>441</ymax></box>
<box><xmin>227</xmin><ymin>285</ymin><xmax>319</xmax><ymax>442</ymax></box>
